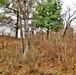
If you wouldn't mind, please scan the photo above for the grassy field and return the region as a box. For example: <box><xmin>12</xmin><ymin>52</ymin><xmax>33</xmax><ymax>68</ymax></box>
<box><xmin>0</xmin><ymin>29</ymin><xmax>76</xmax><ymax>75</ymax></box>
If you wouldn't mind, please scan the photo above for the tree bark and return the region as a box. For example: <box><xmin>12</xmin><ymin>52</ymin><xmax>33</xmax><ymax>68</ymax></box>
<box><xmin>15</xmin><ymin>11</ymin><xmax>19</xmax><ymax>38</ymax></box>
<box><xmin>46</xmin><ymin>28</ymin><xmax>49</xmax><ymax>39</ymax></box>
<box><xmin>18</xmin><ymin>0</ymin><xmax>25</xmax><ymax>53</ymax></box>
<box><xmin>23</xmin><ymin>0</ymin><xmax>29</xmax><ymax>56</ymax></box>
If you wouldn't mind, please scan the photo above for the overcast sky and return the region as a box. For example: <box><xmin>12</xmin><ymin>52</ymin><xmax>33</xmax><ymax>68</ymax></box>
<box><xmin>62</xmin><ymin>0</ymin><xmax>76</xmax><ymax>6</ymax></box>
<box><xmin>62</xmin><ymin>0</ymin><xmax>76</xmax><ymax>11</ymax></box>
<box><xmin>62</xmin><ymin>0</ymin><xmax>76</xmax><ymax>26</ymax></box>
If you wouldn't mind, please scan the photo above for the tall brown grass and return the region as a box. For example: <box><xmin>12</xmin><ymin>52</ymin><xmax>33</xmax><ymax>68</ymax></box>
<box><xmin>0</xmin><ymin>29</ymin><xmax>76</xmax><ymax>75</ymax></box>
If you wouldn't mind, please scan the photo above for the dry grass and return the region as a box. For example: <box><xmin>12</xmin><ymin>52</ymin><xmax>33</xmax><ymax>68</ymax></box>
<box><xmin>0</xmin><ymin>29</ymin><xmax>76</xmax><ymax>75</ymax></box>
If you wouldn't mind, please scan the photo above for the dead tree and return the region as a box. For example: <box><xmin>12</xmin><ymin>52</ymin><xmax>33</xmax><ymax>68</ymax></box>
<box><xmin>62</xmin><ymin>7</ymin><xmax>76</xmax><ymax>37</ymax></box>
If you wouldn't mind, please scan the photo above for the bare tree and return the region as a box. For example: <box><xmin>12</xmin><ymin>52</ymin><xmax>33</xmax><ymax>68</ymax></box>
<box><xmin>62</xmin><ymin>7</ymin><xmax>76</xmax><ymax>37</ymax></box>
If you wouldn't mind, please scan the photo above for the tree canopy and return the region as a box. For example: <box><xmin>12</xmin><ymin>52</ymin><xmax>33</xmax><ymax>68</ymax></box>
<box><xmin>32</xmin><ymin>0</ymin><xmax>63</xmax><ymax>31</ymax></box>
<box><xmin>0</xmin><ymin>0</ymin><xmax>7</xmax><ymax>5</ymax></box>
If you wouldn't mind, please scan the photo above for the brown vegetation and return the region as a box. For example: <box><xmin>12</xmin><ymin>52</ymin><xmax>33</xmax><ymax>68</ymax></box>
<box><xmin>0</xmin><ymin>29</ymin><xmax>76</xmax><ymax>75</ymax></box>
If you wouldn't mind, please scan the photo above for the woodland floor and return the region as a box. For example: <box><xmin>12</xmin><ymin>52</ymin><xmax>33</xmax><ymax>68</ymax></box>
<box><xmin>0</xmin><ymin>29</ymin><xmax>76</xmax><ymax>75</ymax></box>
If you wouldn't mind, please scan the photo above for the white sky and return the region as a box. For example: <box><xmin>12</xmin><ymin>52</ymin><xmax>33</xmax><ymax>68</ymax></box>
<box><xmin>62</xmin><ymin>0</ymin><xmax>76</xmax><ymax>26</ymax></box>
<box><xmin>62</xmin><ymin>0</ymin><xmax>76</xmax><ymax>12</ymax></box>
<box><xmin>62</xmin><ymin>0</ymin><xmax>76</xmax><ymax>6</ymax></box>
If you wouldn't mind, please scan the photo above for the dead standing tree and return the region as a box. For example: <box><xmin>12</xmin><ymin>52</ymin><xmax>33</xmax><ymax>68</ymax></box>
<box><xmin>62</xmin><ymin>7</ymin><xmax>76</xmax><ymax>37</ymax></box>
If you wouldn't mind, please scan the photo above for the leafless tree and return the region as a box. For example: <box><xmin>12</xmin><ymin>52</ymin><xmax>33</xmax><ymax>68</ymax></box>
<box><xmin>62</xmin><ymin>6</ymin><xmax>76</xmax><ymax>37</ymax></box>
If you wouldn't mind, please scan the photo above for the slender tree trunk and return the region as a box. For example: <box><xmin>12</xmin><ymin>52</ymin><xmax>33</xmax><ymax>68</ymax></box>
<box><xmin>18</xmin><ymin>0</ymin><xmax>25</xmax><ymax>53</ymax></box>
<box><xmin>12</xmin><ymin>0</ymin><xmax>18</xmax><ymax>38</ymax></box>
<box><xmin>63</xmin><ymin>21</ymin><xmax>71</xmax><ymax>37</ymax></box>
<box><xmin>63</xmin><ymin>27</ymin><xmax>67</xmax><ymax>37</ymax></box>
<box><xmin>46</xmin><ymin>28</ymin><xmax>49</xmax><ymax>39</ymax></box>
<box><xmin>22</xmin><ymin>0</ymin><xmax>29</xmax><ymax>57</ymax></box>
<box><xmin>41</xmin><ymin>29</ymin><xmax>44</xmax><ymax>40</ymax></box>
<box><xmin>15</xmin><ymin>27</ymin><xmax>18</xmax><ymax>38</ymax></box>
<box><xmin>15</xmin><ymin>11</ymin><xmax>19</xmax><ymax>38</ymax></box>
<box><xmin>63</xmin><ymin>24</ymin><xmax>70</xmax><ymax>37</ymax></box>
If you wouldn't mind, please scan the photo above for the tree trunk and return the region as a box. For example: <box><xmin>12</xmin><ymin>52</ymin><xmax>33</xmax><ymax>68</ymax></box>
<box><xmin>63</xmin><ymin>27</ymin><xmax>67</xmax><ymax>37</ymax></box>
<box><xmin>12</xmin><ymin>0</ymin><xmax>18</xmax><ymax>38</ymax></box>
<box><xmin>23</xmin><ymin>0</ymin><xmax>29</xmax><ymax>57</ymax></box>
<box><xmin>63</xmin><ymin>24</ymin><xmax>70</xmax><ymax>37</ymax></box>
<box><xmin>15</xmin><ymin>27</ymin><xmax>18</xmax><ymax>38</ymax></box>
<box><xmin>46</xmin><ymin>28</ymin><xmax>49</xmax><ymax>39</ymax></box>
<box><xmin>18</xmin><ymin>0</ymin><xmax>25</xmax><ymax>53</ymax></box>
<box><xmin>15</xmin><ymin>11</ymin><xmax>19</xmax><ymax>38</ymax></box>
